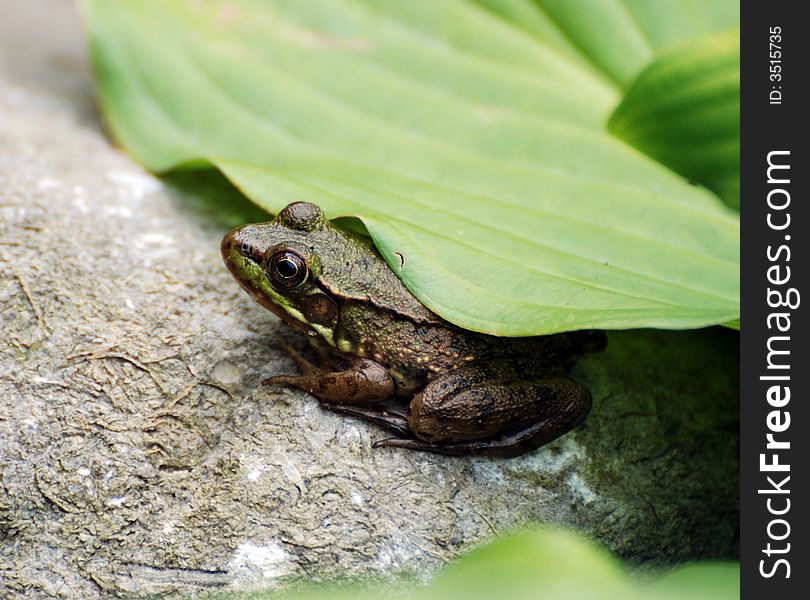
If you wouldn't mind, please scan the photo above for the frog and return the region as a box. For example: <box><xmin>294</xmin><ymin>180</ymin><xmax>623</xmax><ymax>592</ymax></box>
<box><xmin>221</xmin><ymin>202</ymin><xmax>605</xmax><ymax>457</ymax></box>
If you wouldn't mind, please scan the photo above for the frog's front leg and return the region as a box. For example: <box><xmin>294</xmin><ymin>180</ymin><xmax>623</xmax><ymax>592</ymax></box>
<box><xmin>263</xmin><ymin>338</ymin><xmax>394</xmax><ymax>406</ymax></box>
<box><xmin>376</xmin><ymin>368</ymin><xmax>592</xmax><ymax>457</ymax></box>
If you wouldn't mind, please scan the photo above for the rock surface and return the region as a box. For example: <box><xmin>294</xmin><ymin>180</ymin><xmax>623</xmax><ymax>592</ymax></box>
<box><xmin>0</xmin><ymin>2</ymin><xmax>739</xmax><ymax>598</ymax></box>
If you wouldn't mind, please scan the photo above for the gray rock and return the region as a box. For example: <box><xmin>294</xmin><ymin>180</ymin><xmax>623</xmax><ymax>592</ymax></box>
<box><xmin>0</xmin><ymin>1</ymin><xmax>738</xmax><ymax>598</ymax></box>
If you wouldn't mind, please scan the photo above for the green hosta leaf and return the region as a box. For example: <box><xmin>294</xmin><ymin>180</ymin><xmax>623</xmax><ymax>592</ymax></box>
<box><xmin>81</xmin><ymin>0</ymin><xmax>740</xmax><ymax>335</ymax></box>
<box><xmin>609</xmin><ymin>29</ymin><xmax>740</xmax><ymax>208</ymax></box>
<box><xmin>471</xmin><ymin>0</ymin><xmax>739</xmax><ymax>86</ymax></box>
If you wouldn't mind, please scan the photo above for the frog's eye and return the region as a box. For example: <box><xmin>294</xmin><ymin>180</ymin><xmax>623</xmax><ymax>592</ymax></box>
<box><xmin>268</xmin><ymin>250</ymin><xmax>308</xmax><ymax>289</ymax></box>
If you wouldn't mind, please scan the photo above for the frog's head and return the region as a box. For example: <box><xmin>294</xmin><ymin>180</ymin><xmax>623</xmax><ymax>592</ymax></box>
<box><xmin>221</xmin><ymin>202</ymin><xmax>358</xmax><ymax>346</ymax></box>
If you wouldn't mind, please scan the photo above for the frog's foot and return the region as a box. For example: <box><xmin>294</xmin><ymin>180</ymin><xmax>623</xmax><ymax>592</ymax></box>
<box><xmin>264</xmin><ymin>356</ymin><xmax>395</xmax><ymax>407</ymax></box>
<box><xmin>321</xmin><ymin>404</ymin><xmax>412</xmax><ymax>438</ymax></box>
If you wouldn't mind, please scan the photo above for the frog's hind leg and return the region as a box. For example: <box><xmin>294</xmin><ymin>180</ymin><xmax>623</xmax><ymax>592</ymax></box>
<box><xmin>374</xmin><ymin>374</ymin><xmax>592</xmax><ymax>457</ymax></box>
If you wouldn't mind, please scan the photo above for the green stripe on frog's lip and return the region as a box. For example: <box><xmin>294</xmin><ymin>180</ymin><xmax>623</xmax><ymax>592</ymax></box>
<box><xmin>225</xmin><ymin>249</ymin><xmax>291</xmax><ymax>320</ymax></box>
<box><xmin>223</xmin><ymin>248</ymin><xmax>336</xmax><ymax>346</ymax></box>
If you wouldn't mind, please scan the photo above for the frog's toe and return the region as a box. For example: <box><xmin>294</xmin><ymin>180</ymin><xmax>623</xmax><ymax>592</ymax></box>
<box><xmin>371</xmin><ymin>429</ymin><xmax>551</xmax><ymax>458</ymax></box>
<box><xmin>323</xmin><ymin>404</ymin><xmax>412</xmax><ymax>437</ymax></box>
<box><xmin>372</xmin><ymin>437</ymin><xmax>473</xmax><ymax>455</ymax></box>
<box><xmin>262</xmin><ymin>374</ymin><xmax>300</xmax><ymax>387</ymax></box>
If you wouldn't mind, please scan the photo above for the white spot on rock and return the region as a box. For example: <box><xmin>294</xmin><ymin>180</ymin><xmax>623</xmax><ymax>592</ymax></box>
<box><xmin>37</xmin><ymin>178</ymin><xmax>61</xmax><ymax>191</ymax></box>
<box><xmin>104</xmin><ymin>205</ymin><xmax>133</xmax><ymax>218</ymax></box>
<box><xmin>281</xmin><ymin>462</ymin><xmax>304</xmax><ymax>489</ymax></box>
<box><xmin>230</xmin><ymin>542</ymin><xmax>295</xmax><ymax>582</ymax></box>
<box><xmin>106</xmin><ymin>170</ymin><xmax>162</xmax><ymax>199</ymax></box>
<box><xmin>212</xmin><ymin>360</ymin><xmax>241</xmax><ymax>385</ymax></box>
<box><xmin>139</xmin><ymin>232</ymin><xmax>174</xmax><ymax>246</ymax></box>
<box><xmin>375</xmin><ymin>540</ymin><xmax>420</xmax><ymax>571</ymax></box>
<box><xmin>516</xmin><ymin>438</ymin><xmax>585</xmax><ymax>474</ymax></box>
<box><xmin>566</xmin><ymin>472</ymin><xmax>597</xmax><ymax>505</ymax></box>
<box><xmin>349</xmin><ymin>489</ymin><xmax>365</xmax><ymax>506</ymax></box>
<box><xmin>72</xmin><ymin>195</ymin><xmax>89</xmax><ymax>214</ymax></box>
<box><xmin>246</xmin><ymin>463</ymin><xmax>267</xmax><ymax>482</ymax></box>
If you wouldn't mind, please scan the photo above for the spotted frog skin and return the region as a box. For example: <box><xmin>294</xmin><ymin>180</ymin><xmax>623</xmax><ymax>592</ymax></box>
<box><xmin>221</xmin><ymin>202</ymin><xmax>605</xmax><ymax>456</ymax></box>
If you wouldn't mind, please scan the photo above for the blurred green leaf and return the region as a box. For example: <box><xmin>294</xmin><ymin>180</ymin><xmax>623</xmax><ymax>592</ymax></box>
<box><xmin>217</xmin><ymin>528</ymin><xmax>740</xmax><ymax>600</ymax></box>
<box><xmin>654</xmin><ymin>562</ymin><xmax>740</xmax><ymax>600</ymax></box>
<box><xmin>420</xmin><ymin>528</ymin><xmax>630</xmax><ymax>600</ymax></box>
<box><xmin>609</xmin><ymin>29</ymin><xmax>740</xmax><ymax>208</ymax></box>
<box><xmin>81</xmin><ymin>0</ymin><xmax>739</xmax><ymax>335</ymax></box>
